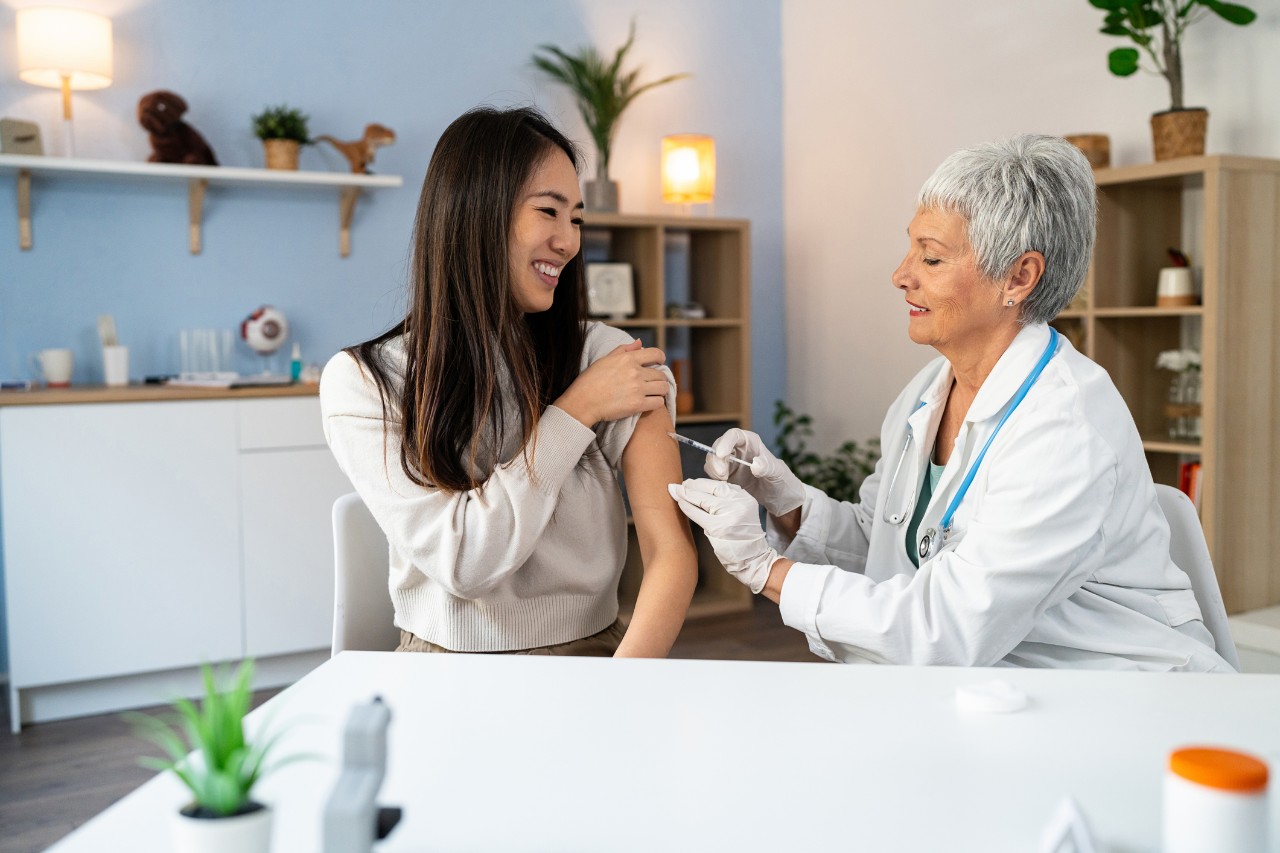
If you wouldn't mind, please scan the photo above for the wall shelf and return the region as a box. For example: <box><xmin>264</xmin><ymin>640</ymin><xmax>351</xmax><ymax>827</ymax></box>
<box><xmin>0</xmin><ymin>153</ymin><xmax>402</xmax><ymax>257</ymax></box>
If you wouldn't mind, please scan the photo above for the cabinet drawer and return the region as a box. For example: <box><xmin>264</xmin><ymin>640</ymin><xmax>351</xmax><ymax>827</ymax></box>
<box><xmin>238</xmin><ymin>396</ymin><xmax>325</xmax><ymax>450</ymax></box>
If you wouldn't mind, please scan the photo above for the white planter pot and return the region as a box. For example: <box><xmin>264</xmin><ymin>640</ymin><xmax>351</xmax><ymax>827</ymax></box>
<box><xmin>171</xmin><ymin>802</ymin><xmax>273</xmax><ymax>853</ymax></box>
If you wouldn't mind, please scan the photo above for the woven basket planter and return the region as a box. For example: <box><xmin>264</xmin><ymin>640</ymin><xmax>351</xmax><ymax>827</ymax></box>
<box><xmin>262</xmin><ymin>139</ymin><xmax>301</xmax><ymax>170</ymax></box>
<box><xmin>1151</xmin><ymin>109</ymin><xmax>1208</xmax><ymax>161</ymax></box>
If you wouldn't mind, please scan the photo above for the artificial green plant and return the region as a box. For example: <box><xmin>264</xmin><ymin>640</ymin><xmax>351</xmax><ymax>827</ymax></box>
<box><xmin>1089</xmin><ymin>0</ymin><xmax>1256</xmax><ymax>110</ymax></box>
<box><xmin>251</xmin><ymin>105</ymin><xmax>311</xmax><ymax>143</ymax></box>
<box><xmin>129</xmin><ymin>660</ymin><xmax>297</xmax><ymax>818</ymax></box>
<box><xmin>531</xmin><ymin>21</ymin><xmax>688</xmax><ymax>182</ymax></box>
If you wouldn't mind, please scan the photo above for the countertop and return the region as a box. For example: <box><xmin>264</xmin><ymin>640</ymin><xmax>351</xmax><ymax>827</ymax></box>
<box><xmin>0</xmin><ymin>383</ymin><xmax>319</xmax><ymax>407</ymax></box>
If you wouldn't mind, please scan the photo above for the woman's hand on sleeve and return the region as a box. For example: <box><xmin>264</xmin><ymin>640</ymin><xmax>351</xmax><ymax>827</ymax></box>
<box><xmin>554</xmin><ymin>340</ymin><xmax>670</xmax><ymax>428</ymax></box>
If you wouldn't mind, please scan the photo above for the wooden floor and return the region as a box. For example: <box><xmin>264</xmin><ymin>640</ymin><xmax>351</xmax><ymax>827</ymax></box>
<box><xmin>0</xmin><ymin>600</ymin><xmax>819</xmax><ymax>853</ymax></box>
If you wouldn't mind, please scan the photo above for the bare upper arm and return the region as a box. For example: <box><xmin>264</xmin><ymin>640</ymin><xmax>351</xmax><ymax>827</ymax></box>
<box><xmin>620</xmin><ymin>407</ymin><xmax>693</xmax><ymax>550</ymax></box>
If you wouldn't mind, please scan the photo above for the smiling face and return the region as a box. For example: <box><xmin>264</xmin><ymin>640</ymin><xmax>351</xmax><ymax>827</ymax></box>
<box><xmin>891</xmin><ymin>207</ymin><xmax>1016</xmax><ymax>362</ymax></box>
<box><xmin>508</xmin><ymin>148</ymin><xmax>584</xmax><ymax>314</ymax></box>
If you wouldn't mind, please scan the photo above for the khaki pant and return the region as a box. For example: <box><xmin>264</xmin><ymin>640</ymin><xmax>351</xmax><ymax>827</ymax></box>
<box><xmin>396</xmin><ymin>618</ymin><xmax>625</xmax><ymax>657</ymax></box>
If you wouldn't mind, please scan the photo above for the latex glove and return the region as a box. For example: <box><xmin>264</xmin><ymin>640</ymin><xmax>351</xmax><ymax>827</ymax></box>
<box><xmin>668</xmin><ymin>479</ymin><xmax>779</xmax><ymax>594</ymax></box>
<box><xmin>703</xmin><ymin>428</ymin><xmax>805</xmax><ymax>517</ymax></box>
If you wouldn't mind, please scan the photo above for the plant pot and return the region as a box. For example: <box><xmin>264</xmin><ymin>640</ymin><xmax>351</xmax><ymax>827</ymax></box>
<box><xmin>585</xmin><ymin>179</ymin><xmax>619</xmax><ymax>213</ymax></box>
<box><xmin>172</xmin><ymin>801</ymin><xmax>272</xmax><ymax>853</ymax></box>
<box><xmin>262</xmin><ymin>139</ymin><xmax>300</xmax><ymax>171</ymax></box>
<box><xmin>1151</xmin><ymin>108</ymin><xmax>1208</xmax><ymax>162</ymax></box>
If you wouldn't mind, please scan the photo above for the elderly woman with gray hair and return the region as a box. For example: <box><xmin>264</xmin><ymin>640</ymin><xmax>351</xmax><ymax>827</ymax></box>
<box><xmin>670</xmin><ymin>134</ymin><xmax>1233</xmax><ymax>671</ymax></box>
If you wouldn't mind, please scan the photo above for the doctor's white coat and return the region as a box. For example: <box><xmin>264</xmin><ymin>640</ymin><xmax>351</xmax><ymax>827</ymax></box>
<box><xmin>775</xmin><ymin>323</ymin><xmax>1232</xmax><ymax>671</ymax></box>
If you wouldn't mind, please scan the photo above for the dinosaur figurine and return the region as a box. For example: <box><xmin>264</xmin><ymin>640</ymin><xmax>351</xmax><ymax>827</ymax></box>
<box><xmin>314</xmin><ymin>123</ymin><xmax>396</xmax><ymax>174</ymax></box>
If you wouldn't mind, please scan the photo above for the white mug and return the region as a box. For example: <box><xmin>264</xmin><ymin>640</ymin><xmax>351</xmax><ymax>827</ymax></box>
<box><xmin>33</xmin><ymin>348</ymin><xmax>73</xmax><ymax>387</ymax></box>
<box><xmin>102</xmin><ymin>345</ymin><xmax>129</xmax><ymax>387</ymax></box>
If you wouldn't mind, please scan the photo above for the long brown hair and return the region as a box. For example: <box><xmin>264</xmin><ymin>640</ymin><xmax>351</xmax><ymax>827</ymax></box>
<box><xmin>346</xmin><ymin>106</ymin><xmax>587</xmax><ymax>492</ymax></box>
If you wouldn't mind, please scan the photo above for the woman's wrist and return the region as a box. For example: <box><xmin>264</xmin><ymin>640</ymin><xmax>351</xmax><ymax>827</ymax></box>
<box><xmin>552</xmin><ymin>390</ymin><xmax>596</xmax><ymax>428</ymax></box>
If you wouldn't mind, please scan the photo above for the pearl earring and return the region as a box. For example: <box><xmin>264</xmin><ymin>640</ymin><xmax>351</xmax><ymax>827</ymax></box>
<box><xmin>1007</xmin><ymin>299</ymin><xmax>1015</xmax><ymax>306</ymax></box>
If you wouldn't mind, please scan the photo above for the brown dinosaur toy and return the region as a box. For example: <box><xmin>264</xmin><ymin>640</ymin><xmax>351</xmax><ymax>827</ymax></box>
<box><xmin>137</xmin><ymin>90</ymin><xmax>218</xmax><ymax>166</ymax></box>
<box><xmin>313</xmin><ymin>123</ymin><xmax>396</xmax><ymax>174</ymax></box>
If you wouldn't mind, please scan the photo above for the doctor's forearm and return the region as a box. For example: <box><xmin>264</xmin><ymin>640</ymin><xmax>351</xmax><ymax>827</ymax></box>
<box><xmin>761</xmin><ymin>557</ymin><xmax>794</xmax><ymax>604</ymax></box>
<box><xmin>770</xmin><ymin>508</ymin><xmax>802</xmax><ymax>542</ymax></box>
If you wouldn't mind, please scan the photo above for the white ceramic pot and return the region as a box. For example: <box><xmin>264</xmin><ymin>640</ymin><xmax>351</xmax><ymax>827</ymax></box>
<box><xmin>172</xmin><ymin>802</ymin><xmax>272</xmax><ymax>853</ymax></box>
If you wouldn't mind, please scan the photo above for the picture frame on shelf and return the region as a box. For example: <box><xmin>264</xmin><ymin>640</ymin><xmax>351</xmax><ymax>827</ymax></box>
<box><xmin>0</xmin><ymin>118</ymin><xmax>43</xmax><ymax>155</ymax></box>
<box><xmin>585</xmin><ymin>262</ymin><xmax>636</xmax><ymax>319</ymax></box>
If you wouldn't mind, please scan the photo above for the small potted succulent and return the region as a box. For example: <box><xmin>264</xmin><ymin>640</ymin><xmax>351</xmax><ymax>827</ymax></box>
<box><xmin>531</xmin><ymin>20</ymin><xmax>688</xmax><ymax>212</ymax></box>
<box><xmin>1088</xmin><ymin>0</ymin><xmax>1256</xmax><ymax>160</ymax></box>
<box><xmin>251</xmin><ymin>104</ymin><xmax>311</xmax><ymax>170</ymax></box>
<box><xmin>129</xmin><ymin>660</ymin><xmax>298</xmax><ymax>853</ymax></box>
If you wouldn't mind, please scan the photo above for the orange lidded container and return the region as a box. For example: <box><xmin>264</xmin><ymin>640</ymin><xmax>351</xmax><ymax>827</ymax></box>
<box><xmin>1164</xmin><ymin>746</ymin><xmax>1270</xmax><ymax>853</ymax></box>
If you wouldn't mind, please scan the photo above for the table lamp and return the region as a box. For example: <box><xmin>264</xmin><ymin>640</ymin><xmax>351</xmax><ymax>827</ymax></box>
<box><xmin>661</xmin><ymin>134</ymin><xmax>715</xmax><ymax>214</ymax></box>
<box><xmin>17</xmin><ymin>7</ymin><xmax>114</xmax><ymax>158</ymax></box>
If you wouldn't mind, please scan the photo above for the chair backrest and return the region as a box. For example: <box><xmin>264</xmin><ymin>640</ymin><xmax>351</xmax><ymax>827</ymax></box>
<box><xmin>331</xmin><ymin>491</ymin><xmax>399</xmax><ymax>656</ymax></box>
<box><xmin>1153</xmin><ymin>484</ymin><xmax>1240</xmax><ymax>670</ymax></box>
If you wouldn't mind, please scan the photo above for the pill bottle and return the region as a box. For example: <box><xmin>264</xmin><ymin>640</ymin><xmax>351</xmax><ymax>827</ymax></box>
<box><xmin>1164</xmin><ymin>746</ymin><xmax>1269</xmax><ymax>853</ymax></box>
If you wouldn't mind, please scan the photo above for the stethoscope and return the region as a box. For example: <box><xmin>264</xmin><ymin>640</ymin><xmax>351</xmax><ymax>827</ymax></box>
<box><xmin>882</xmin><ymin>327</ymin><xmax>1061</xmax><ymax>562</ymax></box>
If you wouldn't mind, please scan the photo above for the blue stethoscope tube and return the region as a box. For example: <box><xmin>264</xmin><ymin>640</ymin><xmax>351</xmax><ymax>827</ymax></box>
<box><xmin>884</xmin><ymin>328</ymin><xmax>1061</xmax><ymax>561</ymax></box>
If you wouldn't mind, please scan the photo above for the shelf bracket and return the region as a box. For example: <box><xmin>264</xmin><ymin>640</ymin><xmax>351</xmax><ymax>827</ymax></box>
<box><xmin>187</xmin><ymin>178</ymin><xmax>207</xmax><ymax>255</ymax></box>
<box><xmin>338</xmin><ymin>187</ymin><xmax>360</xmax><ymax>258</ymax></box>
<box><xmin>18</xmin><ymin>169</ymin><xmax>32</xmax><ymax>250</ymax></box>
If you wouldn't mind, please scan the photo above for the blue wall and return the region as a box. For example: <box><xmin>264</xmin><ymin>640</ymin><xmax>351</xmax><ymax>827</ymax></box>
<box><xmin>0</xmin><ymin>0</ymin><xmax>785</xmax><ymax>675</ymax></box>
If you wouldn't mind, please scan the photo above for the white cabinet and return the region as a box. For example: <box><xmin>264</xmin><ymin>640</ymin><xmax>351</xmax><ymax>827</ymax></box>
<box><xmin>0</xmin><ymin>395</ymin><xmax>350</xmax><ymax>729</ymax></box>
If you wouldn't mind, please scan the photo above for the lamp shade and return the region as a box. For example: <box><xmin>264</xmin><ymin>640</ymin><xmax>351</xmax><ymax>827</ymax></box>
<box><xmin>661</xmin><ymin>135</ymin><xmax>715</xmax><ymax>205</ymax></box>
<box><xmin>17</xmin><ymin>7</ymin><xmax>113</xmax><ymax>90</ymax></box>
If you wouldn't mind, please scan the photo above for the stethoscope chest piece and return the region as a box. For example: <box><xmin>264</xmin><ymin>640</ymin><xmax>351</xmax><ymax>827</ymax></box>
<box><xmin>918</xmin><ymin>527</ymin><xmax>936</xmax><ymax>560</ymax></box>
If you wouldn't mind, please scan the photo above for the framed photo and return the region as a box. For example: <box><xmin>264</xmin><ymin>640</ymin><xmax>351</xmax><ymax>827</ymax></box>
<box><xmin>0</xmin><ymin>118</ymin><xmax>44</xmax><ymax>155</ymax></box>
<box><xmin>585</xmin><ymin>262</ymin><xmax>636</xmax><ymax>318</ymax></box>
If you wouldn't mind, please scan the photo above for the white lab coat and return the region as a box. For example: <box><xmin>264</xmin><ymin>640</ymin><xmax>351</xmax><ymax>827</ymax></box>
<box><xmin>775</xmin><ymin>323</ymin><xmax>1232</xmax><ymax>671</ymax></box>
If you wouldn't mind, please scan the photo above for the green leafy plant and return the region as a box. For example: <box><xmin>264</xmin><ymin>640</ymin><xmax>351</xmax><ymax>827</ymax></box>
<box><xmin>1090</xmin><ymin>0</ymin><xmax>1256</xmax><ymax>110</ymax></box>
<box><xmin>128</xmin><ymin>660</ymin><xmax>296</xmax><ymax>818</ymax></box>
<box><xmin>774</xmin><ymin>400</ymin><xmax>880</xmax><ymax>505</ymax></box>
<box><xmin>251</xmin><ymin>105</ymin><xmax>311</xmax><ymax>143</ymax></box>
<box><xmin>531</xmin><ymin>20</ymin><xmax>688</xmax><ymax>182</ymax></box>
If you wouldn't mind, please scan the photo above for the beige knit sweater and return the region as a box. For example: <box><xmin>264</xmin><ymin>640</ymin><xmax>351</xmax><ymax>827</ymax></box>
<box><xmin>320</xmin><ymin>322</ymin><xmax>675</xmax><ymax>651</ymax></box>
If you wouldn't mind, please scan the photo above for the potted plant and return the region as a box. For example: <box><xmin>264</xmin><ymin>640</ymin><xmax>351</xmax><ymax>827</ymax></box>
<box><xmin>774</xmin><ymin>400</ymin><xmax>880</xmax><ymax>504</ymax></box>
<box><xmin>532</xmin><ymin>20</ymin><xmax>688</xmax><ymax>212</ymax></box>
<box><xmin>129</xmin><ymin>660</ymin><xmax>297</xmax><ymax>853</ymax></box>
<box><xmin>251</xmin><ymin>104</ymin><xmax>311</xmax><ymax>170</ymax></box>
<box><xmin>1089</xmin><ymin>0</ymin><xmax>1256</xmax><ymax>161</ymax></box>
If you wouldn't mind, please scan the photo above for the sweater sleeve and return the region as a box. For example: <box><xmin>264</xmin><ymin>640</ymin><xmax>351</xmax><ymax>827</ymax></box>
<box><xmin>320</xmin><ymin>349</ymin><xmax>597</xmax><ymax>599</ymax></box>
<box><xmin>586</xmin><ymin>323</ymin><xmax>676</xmax><ymax>468</ymax></box>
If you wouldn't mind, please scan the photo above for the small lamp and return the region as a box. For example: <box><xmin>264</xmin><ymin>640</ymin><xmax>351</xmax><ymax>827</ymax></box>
<box><xmin>17</xmin><ymin>7</ymin><xmax>114</xmax><ymax>158</ymax></box>
<box><xmin>661</xmin><ymin>134</ymin><xmax>715</xmax><ymax>212</ymax></box>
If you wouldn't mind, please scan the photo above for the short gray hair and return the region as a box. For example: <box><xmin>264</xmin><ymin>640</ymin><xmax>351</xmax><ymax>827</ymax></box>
<box><xmin>917</xmin><ymin>134</ymin><xmax>1097</xmax><ymax>325</ymax></box>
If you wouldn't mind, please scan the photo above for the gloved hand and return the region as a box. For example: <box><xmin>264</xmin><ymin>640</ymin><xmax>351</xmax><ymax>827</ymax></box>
<box><xmin>667</xmin><ymin>479</ymin><xmax>780</xmax><ymax>594</ymax></box>
<box><xmin>703</xmin><ymin>428</ymin><xmax>805</xmax><ymax>517</ymax></box>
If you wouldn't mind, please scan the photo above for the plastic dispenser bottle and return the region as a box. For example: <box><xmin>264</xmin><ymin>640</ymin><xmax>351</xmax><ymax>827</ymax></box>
<box><xmin>1164</xmin><ymin>746</ymin><xmax>1269</xmax><ymax>853</ymax></box>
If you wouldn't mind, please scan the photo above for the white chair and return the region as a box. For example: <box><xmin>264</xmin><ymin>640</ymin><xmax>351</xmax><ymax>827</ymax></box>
<box><xmin>331</xmin><ymin>491</ymin><xmax>400</xmax><ymax>656</ymax></box>
<box><xmin>1154</xmin><ymin>484</ymin><xmax>1240</xmax><ymax>670</ymax></box>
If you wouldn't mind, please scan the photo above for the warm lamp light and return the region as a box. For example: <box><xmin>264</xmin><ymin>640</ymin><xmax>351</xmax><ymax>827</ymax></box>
<box><xmin>661</xmin><ymin>134</ymin><xmax>715</xmax><ymax>208</ymax></box>
<box><xmin>17</xmin><ymin>7</ymin><xmax>114</xmax><ymax>157</ymax></box>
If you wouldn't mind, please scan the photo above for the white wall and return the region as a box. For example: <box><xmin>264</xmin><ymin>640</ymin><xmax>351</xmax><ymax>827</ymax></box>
<box><xmin>782</xmin><ymin>0</ymin><xmax>1280</xmax><ymax>449</ymax></box>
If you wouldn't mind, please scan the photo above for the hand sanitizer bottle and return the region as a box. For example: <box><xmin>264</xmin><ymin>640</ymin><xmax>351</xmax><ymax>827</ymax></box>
<box><xmin>290</xmin><ymin>342</ymin><xmax>302</xmax><ymax>382</ymax></box>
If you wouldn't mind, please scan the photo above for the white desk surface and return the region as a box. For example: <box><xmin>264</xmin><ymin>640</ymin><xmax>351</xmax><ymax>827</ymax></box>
<box><xmin>49</xmin><ymin>653</ymin><xmax>1280</xmax><ymax>852</ymax></box>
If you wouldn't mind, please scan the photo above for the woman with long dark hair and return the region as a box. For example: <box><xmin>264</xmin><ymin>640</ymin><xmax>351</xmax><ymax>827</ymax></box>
<box><xmin>321</xmin><ymin>106</ymin><xmax>697</xmax><ymax>656</ymax></box>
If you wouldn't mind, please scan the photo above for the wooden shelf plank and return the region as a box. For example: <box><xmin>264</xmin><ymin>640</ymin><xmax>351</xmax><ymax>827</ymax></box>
<box><xmin>1092</xmin><ymin>306</ymin><xmax>1205</xmax><ymax>318</ymax></box>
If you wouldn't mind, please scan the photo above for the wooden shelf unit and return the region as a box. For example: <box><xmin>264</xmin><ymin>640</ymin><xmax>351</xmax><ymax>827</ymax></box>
<box><xmin>1051</xmin><ymin>155</ymin><xmax>1280</xmax><ymax>614</ymax></box>
<box><xmin>584</xmin><ymin>212</ymin><xmax>753</xmax><ymax>620</ymax></box>
<box><xmin>0</xmin><ymin>153</ymin><xmax>402</xmax><ymax>256</ymax></box>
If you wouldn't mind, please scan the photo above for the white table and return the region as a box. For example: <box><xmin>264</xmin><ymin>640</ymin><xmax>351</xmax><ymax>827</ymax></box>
<box><xmin>49</xmin><ymin>653</ymin><xmax>1280</xmax><ymax>852</ymax></box>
